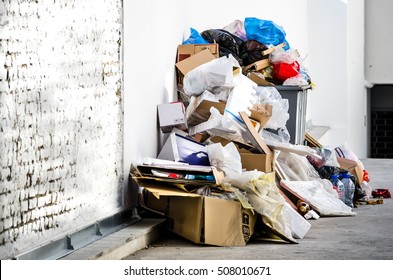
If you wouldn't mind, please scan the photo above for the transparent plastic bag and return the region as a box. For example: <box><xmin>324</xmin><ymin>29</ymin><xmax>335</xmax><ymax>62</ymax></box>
<box><xmin>270</xmin><ymin>47</ymin><xmax>300</xmax><ymax>64</ymax></box>
<box><xmin>280</xmin><ymin>180</ymin><xmax>356</xmax><ymax>216</ymax></box>
<box><xmin>335</xmin><ymin>142</ymin><xmax>365</xmax><ymax>169</ymax></box>
<box><xmin>254</xmin><ymin>86</ymin><xmax>289</xmax><ymax>130</ymax></box>
<box><xmin>277</xmin><ymin>151</ymin><xmax>320</xmax><ymax>181</ymax></box>
<box><xmin>224</xmin><ymin>171</ymin><xmax>295</xmax><ymax>241</ymax></box>
<box><xmin>222</xmin><ymin>19</ymin><xmax>247</xmax><ymax>41</ymax></box>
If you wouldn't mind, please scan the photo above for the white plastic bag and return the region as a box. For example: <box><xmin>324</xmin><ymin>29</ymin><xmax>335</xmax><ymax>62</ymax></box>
<box><xmin>280</xmin><ymin>180</ymin><xmax>356</xmax><ymax>216</ymax></box>
<box><xmin>224</xmin><ymin>171</ymin><xmax>295</xmax><ymax>241</ymax></box>
<box><xmin>254</xmin><ymin>86</ymin><xmax>289</xmax><ymax>130</ymax></box>
<box><xmin>206</xmin><ymin>142</ymin><xmax>242</xmax><ymax>177</ymax></box>
<box><xmin>183</xmin><ymin>54</ymin><xmax>240</xmax><ymax>96</ymax></box>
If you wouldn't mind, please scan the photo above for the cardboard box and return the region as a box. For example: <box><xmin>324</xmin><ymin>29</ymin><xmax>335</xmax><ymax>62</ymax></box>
<box><xmin>238</xmin><ymin>111</ymin><xmax>273</xmax><ymax>172</ymax></box>
<box><xmin>157</xmin><ymin>102</ymin><xmax>187</xmax><ymax>133</ymax></box>
<box><xmin>238</xmin><ymin>148</ymin><xmax>273</xmax><ymax>173</ymax></box>
<box><xmin>177</xmin><ymin>44</ymin><xmax>219</xmax><ymax>62</ymax></box>
<box><xmin>336</xmin><ymin>157</ymin><xmax>364</xmax><ymax>184</ymax></box>
<box><xmin>249</xmin><ymin>104</ymin><xmax>273</xmax><ymax>132</ymax></box>
<box><xmin>138</xmin><ymin>181</ymin><xmax>256</xmax><ymax>247</ymax></box>
<box><xmin>175</xmin><ymin>49</ymin><xmax>217</xmax><ymax>77</ymax></box>
<box><xmin>209</xmin><ymin>136</ymin><xmax>273</xmax><ymax>173</ymax></box>
<box><xmin>187</xmin><ymin>99</ymin><xmax>226</xmax><ymax>127</ymax></box>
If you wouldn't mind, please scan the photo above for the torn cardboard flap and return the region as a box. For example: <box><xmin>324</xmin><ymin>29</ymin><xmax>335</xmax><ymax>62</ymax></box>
<box><xmin>249</xmin><ymin>104</ymin><xmax>273</xmax><ymax>132</ymax></box>
<box><xmin>175</xmin><ymin>49</ymin><xmax>217</xmax><ymax>76</ymax></box>
<box><xmin>239</xmin><ymin>111</ymin><xmax>272</xmax><ymax>155</ymax></box>
<box><xmin>247</xmin><ymin>72</ymin><xmax>275</xmax><ymax>86</ymax></box>
<box><xmin>187</xmin><ymin>99</ymin><xmax>226</xmax><ymax>127</ymax></box>
<box><xmin>336</xmin><ymin>157</ymin><xmax>364</xmax><ymax>184</ymax></box>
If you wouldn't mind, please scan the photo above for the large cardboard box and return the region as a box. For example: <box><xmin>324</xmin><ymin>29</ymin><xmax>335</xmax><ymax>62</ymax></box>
<box><xmin>138</xmin><ymin>182</ymin><xmax>256</xmax><ymax>247</ymax></box>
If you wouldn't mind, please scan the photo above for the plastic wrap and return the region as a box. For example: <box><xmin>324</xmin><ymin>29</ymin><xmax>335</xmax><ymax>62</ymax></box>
<box><xmin>270</xmin><ymin>47</ymin><xmax>300</xmax><ymax>64</ymax></box>
<box><xmin>222</xmin><ymin>19</ymin><xmax>247</xmax><ymax>41</ymax></box>
<box><xmin>281</xmin><ymin>180</ymin><xmax>356</xmax><ymax>216</ymax></box>
<box><xmin>335</xmin><ymin>142</ymin><xmax>365</xmax><ymax>169</ymax></box>
<box><xmin>224</xmin><ymin>171</ymin><xmax>295</xmax><ymax>241</ymax></box>
<box><xmin>277</xmin><ymin>151</ymin><xmax>320</xmax><ymax>181</ymax></box>
<box><xmin>254</xmin><ymin>86</ymin><xmax>289</xmax><ymax>130</ymax></box>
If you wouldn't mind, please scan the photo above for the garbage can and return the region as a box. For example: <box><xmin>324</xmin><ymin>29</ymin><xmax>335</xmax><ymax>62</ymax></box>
<box><xmin>269</xmin><ymin>85</ymin><xmax>310</xmax><ymax>145</ymax></box>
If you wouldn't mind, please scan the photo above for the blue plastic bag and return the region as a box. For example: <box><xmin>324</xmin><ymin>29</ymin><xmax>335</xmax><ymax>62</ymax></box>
<box><xmin>183</xmin><ymin>28</ymin><xmax>209</xmax><ymax>45</ymax></box>
<box><xmin>244</xmin><ymin>17</ymin><xmax>290</xmax><ymax>50</ymax></box>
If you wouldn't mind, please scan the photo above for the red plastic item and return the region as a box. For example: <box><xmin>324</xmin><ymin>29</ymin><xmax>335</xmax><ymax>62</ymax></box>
<box><xmin>372</xmin><ymin>189</ymin><xmax>391</xmax><ymax>198</ymax></box>
<box><xmin>272</xmin><ymin>61</ymin><xmax>300</xmax><ymax>83</ymax></box>
<box><xmin>363</xmin><ymin>170</ymin><xmax>370</xmax><ymax>182</ymax></box>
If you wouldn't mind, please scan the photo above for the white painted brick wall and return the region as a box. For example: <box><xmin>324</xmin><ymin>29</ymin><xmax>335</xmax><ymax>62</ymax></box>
<box><xmin>0</xmin><ymin>0</ymin><xmax>123</xmax><ymax>259</ymax></box>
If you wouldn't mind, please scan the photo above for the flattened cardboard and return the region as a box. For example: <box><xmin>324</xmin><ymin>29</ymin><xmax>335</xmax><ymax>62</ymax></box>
<box><xmin>247</xmin><ymin>72</ymin><xmax>274</xmax><ymax>86</ymax></box>
<box><xmin>175</xmin><ymin>49</ymin><xmax>216</xmax><ymax>76</ymax></box>
<box><xmin>250</xmin><ymin>104</ymin><xmax>273</xmax><ymax>132</ymax></box>
<box><xmin>239</xmin><ymin>111</ymin><xmax>272</xmax><ymax>155</ymax></box>
<box><xmin>134</xmin><ymin>163</ymin><xmax>224</xmax><ymax>192</ymax></box>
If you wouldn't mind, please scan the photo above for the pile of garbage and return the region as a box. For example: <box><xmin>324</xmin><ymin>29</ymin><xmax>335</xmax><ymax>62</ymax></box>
<box><xmin>131</xmin><ymin>18</ymin><xmax>387</xmax><ymax>246</ymax></box>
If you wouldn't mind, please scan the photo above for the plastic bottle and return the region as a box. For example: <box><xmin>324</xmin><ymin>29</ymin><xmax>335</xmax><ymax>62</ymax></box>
<box><xmin>341</xmin><ymin>173</ymin><xmax>356</xmax><ymax>207</ymax></box>
<box><xmin>330</xmin><ymin>174</ymin><xmax>345</xmax><ymax>202</ymax></box>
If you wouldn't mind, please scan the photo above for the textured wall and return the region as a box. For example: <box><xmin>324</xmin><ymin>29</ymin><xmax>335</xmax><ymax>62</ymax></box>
<box><xmin>0</xmin><ymin>0</ymin><xmax>123</xmax><ymax>259</ymax></box>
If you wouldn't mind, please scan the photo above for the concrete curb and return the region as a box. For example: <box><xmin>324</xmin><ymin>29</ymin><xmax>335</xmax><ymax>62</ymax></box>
<box><xmin>60</xmin><ymin>218</ymin><xmax>165</xmax><ymax>260</ymax></box>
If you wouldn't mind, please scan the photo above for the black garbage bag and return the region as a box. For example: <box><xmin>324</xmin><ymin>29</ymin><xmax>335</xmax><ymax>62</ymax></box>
<box><xmin>201</xmin><ymin>29</ymin><xmax>246</xmax><ymax>65</ymax></box>
<box><xmin>241</xmin><ymin>40</ymin><xmax>269</xmax><ymax>66</ymax></box>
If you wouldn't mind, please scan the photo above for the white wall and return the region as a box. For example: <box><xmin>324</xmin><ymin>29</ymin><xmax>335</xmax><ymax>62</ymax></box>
<box><xmin>307</xmin><ymin>0</ymin><xmax>366</xmax><ymax>158</ymax></box>
<box><xmin>347</xmin><ymin>0</ymin><xmax>366</xmax><ymax>158</ymax></box>
<box><xmin>123</xmin><ymin>0</ymin><xmax>309</xmax><ymax>203</ymax></box>
<box><xmin>365</xmin><ymin>0</ymin><xmax>393</xmax><ymax>84</ymax></box>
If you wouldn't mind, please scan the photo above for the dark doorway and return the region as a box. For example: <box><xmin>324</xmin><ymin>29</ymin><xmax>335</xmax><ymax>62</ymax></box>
<box><xmin>370</xmin><ymin>85</ymin><xmax>393</xmax><ymax>158</ymax></box>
